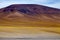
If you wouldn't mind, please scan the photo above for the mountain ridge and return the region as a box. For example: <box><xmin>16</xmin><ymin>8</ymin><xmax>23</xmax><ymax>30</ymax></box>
<box><xmin>0</xmin><ymin>4</ymin><xmax>60</xmax><ymax>27</ymax></box>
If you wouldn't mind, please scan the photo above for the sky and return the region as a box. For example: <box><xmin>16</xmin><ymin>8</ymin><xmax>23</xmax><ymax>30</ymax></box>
<box><xmin>0</xmin><ymin>0</ymin><xmax>60</xmax><ymax>9</ymax></box>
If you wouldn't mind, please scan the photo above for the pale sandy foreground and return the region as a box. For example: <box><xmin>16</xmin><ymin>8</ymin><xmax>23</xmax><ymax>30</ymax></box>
<box><xmin>0</xmin><ymin>27</ymin><xmax>60</xmax><ymax>40</ymax></box>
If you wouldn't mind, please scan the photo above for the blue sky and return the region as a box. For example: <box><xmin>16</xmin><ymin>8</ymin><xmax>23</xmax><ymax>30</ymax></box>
<box><xmin>0</xmin><ymin>0</ymin><xmax>60</xmax><ymax>9</ymax></box>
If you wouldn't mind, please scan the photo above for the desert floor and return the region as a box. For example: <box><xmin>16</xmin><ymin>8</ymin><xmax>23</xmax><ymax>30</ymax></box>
<box><xmin>0</xmin><ymin>26</ymin><xmax>60</xmax><ymax>39</ymax></box>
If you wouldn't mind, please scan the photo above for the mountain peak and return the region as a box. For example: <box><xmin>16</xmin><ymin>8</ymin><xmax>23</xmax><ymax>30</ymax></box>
<box><xmin>0</xmin><ymin>4</ymin><xmax>60</xmax><ymax>15</ymax></box>
<box><xmin>5</xmin><ymin>4</ymin><xmax>39</xmax><ymax>8</ymax></box>
<box><xmin>0</xmin><ymin>4</ymin><xmax>60</xmax><ymax>27</ymax></box>
<box><xmin>1</xmin><ymin>4</ymin><xmax>41</xmax><ymax>15</ymax></box>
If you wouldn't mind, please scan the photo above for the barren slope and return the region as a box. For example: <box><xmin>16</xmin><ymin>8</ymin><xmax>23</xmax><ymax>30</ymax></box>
<box><xmin>0</xmin><ymin>4</ymin><xmax>60</xmax><ymax>27</ymax></box>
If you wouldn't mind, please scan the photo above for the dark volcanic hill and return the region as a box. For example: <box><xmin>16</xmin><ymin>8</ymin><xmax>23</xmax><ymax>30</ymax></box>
<box><xmin>0</xmin><ymin>4</ymin><xmax>60</xmax><ymax>27</ymax></box>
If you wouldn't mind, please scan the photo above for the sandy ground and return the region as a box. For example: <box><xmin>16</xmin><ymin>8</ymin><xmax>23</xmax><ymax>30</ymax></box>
<box><xmin>0</xmin><ymin>27</ymin><xmax>60</xmax><ymax>40</ymax></box>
